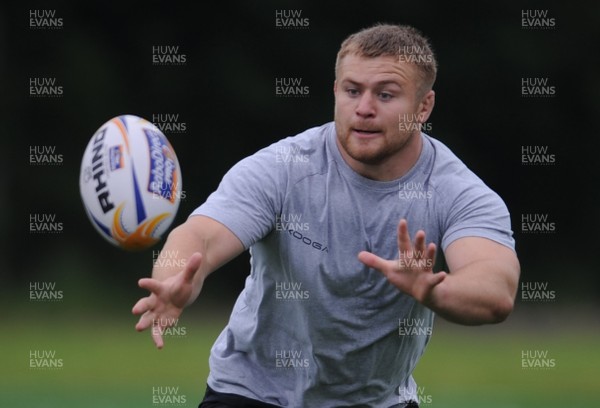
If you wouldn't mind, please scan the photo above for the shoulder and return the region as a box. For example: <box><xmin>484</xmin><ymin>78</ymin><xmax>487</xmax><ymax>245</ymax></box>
<box><xmin>425</xmin><ymin>134</ymin><xmax>494</xmax><ymax>197</ymax></box>
<box><xmin>238</xmin><ymin>122</ymin><xmax>333</xmax><ymax>177</ymax></box>
<box><xmin>259</xmin><ymin>122</ymin><xmax>332</xmax><ymax>158</ymax></box>
<box><xmin>424</xmin><ymin>133</ymin><xmax>510</xmax><ymax>220</ymax></box>
<box><xmin>423</xmin><ymin>134</ymin><xmax>514</xmax><ymax>249</ymax></box>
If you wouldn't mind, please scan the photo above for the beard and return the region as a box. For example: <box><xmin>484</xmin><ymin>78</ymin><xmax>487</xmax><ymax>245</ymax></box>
<box><xmin>335</xmin><ymin>120</ymin><xmax>417</xmax><ymax>165</ymax></box>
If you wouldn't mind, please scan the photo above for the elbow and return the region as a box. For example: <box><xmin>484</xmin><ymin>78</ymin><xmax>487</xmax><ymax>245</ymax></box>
<box><xmin>490</xmin><ymin>262</ymin><xmax>520</xmax><ymax>324</ymax></box>
<box><xmin>489</xmin><ymin>295</ymin><xmax>515</xmax><ymax>323</ymax></box>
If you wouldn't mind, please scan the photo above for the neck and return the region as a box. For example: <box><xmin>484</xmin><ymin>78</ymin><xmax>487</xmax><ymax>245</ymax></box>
<box><xmin>336</xmin><ymin>131</ymin><xmax>423</xmax><ymax>181</ymax></box>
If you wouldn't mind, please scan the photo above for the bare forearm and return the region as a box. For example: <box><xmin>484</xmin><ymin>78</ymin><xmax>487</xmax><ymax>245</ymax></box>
<box><xmin>152</xmin><ymin>216</ymin><xmax>245</xmax><ymax>303</ymax></box>
<box><xmin>152</xmin><ymin>224</ymin><xmax>210</xmax><ymax>280</ymax></box>
<box><xmin>424</xmin><ymin>260</ymin><xmax>519</xmax><ymax>325</ymax></box>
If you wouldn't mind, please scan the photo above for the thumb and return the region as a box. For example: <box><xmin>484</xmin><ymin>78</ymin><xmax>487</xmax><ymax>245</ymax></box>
<box><xmin>181</xmin><ymin>252</ymin><xmax>202</xmax><ymax>284</ymax></box>
<box><xmin>358</xmin><ymin>251</ymin><xmax>390</xmax><ymax>273</ymax></box>
<box><xmin>429</xmin><ymin>270</ymin><xmax>447</xmax><ymax>287</ymax></box>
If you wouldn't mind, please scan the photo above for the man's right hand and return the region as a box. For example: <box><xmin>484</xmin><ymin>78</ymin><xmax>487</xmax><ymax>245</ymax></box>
<box><xmin>130</xmin><ymin>215</ymin><xmax>245</xmax><ymax>349</ymax></box>
<box><xmin>132</xmin><ymin>252</ymin><xmax>203</xmax><ymax>349</ymax></box>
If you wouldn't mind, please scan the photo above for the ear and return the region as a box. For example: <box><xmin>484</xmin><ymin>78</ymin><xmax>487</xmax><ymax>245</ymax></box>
<box><xmin>417</xmin><ymin>90</ymin><xmax>435</xmax><ymax>124</ymax></box>
<box><xmin>333</xmin><ymin>79</ymin><xmax>337</xmax><ymax>94</ymax></box>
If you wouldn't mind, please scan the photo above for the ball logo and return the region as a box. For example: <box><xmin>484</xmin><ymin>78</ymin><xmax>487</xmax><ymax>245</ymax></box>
<box><xmin>80</xmin><ymin>115</ymin><xmax>182</xmax><ymax>251</ymax></box>
<box><xmin>89</xmin><ymin>127</ymin><xmax>114</xmax><ymax>213</ymax></box>
<box><xmin>109</xmin><ymin>145</ymin><xmax>124</xmax><ymax>171</ymax></box>
<box><xmin>145</xmin><ymin>129</ymin><xmax>178</xmax><ymax>203</ymax></box>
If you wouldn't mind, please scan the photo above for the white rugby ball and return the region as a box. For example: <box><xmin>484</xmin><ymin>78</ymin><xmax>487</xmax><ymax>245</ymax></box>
<box><xmin>79</xmin><ymin>115</ymin><xmax>182</xmax><ymax>250</ymax></box>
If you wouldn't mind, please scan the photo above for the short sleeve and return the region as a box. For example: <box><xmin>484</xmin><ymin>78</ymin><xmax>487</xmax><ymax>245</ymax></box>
<box><xmin>190</xmin><ymin>147</ymin><xmax>285</xmax><ymax>249</ymax></box>
<box><xmin>440</xmin><ymin>182</ymin><xmax>515</xmax><ymax>252</ymax></box>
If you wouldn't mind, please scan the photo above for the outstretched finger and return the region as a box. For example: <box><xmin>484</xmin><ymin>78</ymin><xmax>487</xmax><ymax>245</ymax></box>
<box><xmin>132</xmin><ymin>296</ymin><xmax>155</xmax><ymax>316</ymax></box>
<box><xmin>413</xmin><ymin>230</ymin><xmax>426</xmax><ymax>257</ymax></box>
<box><xmin>358</xmin><ymin>251</ymin><xmax>394</xmax><ymax>276</ymax></box>
<box><xmin>426</xmin><ymin>242</ymin><xmax>437</xmax><ymax>266</ymax></box>
<box><xmin>135</xmin><ymin>310</ymin><xmax>156</xmax><ymax>332</ymax></box>
<box><xmin>151</xmin><ymin>324</ymin><xmax>165</xmax><ymax>349</ymax></box>
<box><xmin>138</xmin><ymin>278</ymin><xmax>163</xmax><ymax>294</ymax></box>
<box><xmin>397</xmin><ymin>219</ymin><xmax>413</xmax><ymax>255</ymax></box>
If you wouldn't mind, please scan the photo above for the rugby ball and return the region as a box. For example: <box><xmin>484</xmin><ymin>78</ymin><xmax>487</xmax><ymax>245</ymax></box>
<box><xmin>79</xmin><ymin>115</ymin><xmax>182</xmax><ymax>250</ymax></box>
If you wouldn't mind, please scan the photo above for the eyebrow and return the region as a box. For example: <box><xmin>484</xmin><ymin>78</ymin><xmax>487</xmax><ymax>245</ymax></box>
<box><xmin>341</xmin><ymin>78</ymin><xmax>403</xmax><ymax>88</ymax></box>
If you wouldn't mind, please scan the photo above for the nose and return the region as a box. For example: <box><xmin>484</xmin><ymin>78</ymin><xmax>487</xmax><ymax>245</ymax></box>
<box><xmin>355</xmin><ymin>92</ymin><xmax>376</xmax><ymax>118</ymax></box>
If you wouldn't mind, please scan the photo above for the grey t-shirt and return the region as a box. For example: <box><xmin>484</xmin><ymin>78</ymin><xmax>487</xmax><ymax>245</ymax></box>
<box><xmin>192</xmin><ymin>122</ymin><xmax>514</xmax><ymax>407</ymax></box>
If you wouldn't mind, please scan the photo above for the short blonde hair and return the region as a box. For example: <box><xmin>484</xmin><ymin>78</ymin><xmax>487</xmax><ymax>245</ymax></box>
<box><xmin>335</xmin><ymin>24</ymin><xmax>437</xmax><ymax>94</ymax></box>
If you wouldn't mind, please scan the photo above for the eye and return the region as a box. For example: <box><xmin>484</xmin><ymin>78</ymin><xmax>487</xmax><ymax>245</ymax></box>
<box><xmin>345</xmin><ymin>88</ymin><xmax>360</xmax><ymax>97</ymax></box>
<box><xmin>379</xmin><ymin>92</ymin><xmax>394</xmax><ymax>101</ymax></box>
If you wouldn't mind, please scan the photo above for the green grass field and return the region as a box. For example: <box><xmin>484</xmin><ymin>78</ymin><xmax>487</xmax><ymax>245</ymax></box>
<box><xmin>2</xmin><ymin>307</ymin><xmax>598</xmax><ymax>407</ymax></box>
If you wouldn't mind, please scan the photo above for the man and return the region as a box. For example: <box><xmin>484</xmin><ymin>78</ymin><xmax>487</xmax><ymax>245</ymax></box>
<box><xmin>133</xmin><ymin>24</ymin><xmax>520</xmax><ymax>407</ymax></box>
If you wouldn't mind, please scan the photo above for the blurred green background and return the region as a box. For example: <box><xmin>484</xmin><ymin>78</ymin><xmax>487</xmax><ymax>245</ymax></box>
<box><xmin>2</xmin><ymin>305</ymin><xmax>599</xmax><ymax>407</ymax></box>
<box><xmin>2</xmin><ymin>0</ymin><xmax>599</xmax><ymax>406</ymax></box>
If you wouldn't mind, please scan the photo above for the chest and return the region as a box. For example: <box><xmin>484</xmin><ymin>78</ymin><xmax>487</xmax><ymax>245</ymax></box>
<box><xmin>272</xmin><ymin>173</ymin><xmax>441</xmax><ymax>297</ymax></box>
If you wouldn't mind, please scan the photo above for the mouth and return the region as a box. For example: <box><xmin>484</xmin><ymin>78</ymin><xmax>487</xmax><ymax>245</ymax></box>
<box><xmin>351</xmin><ymin>128</ymin><xmax>382</xmax><ymax>138</ymax></box>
